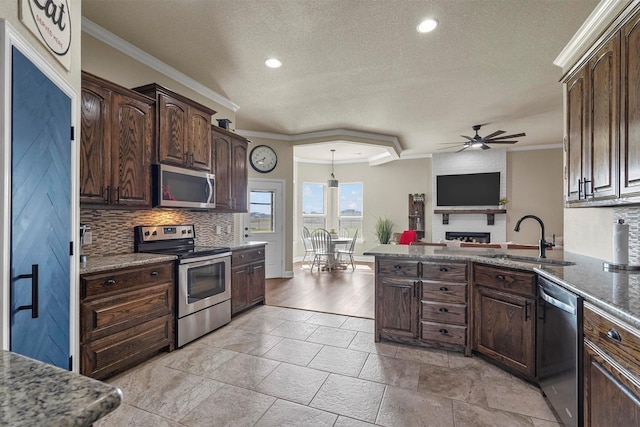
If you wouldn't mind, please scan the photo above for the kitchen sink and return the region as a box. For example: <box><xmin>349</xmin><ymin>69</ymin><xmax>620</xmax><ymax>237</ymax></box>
<box><xmin>478</xmin><ymin>253</ymin><xmax>575</xmax><ymax>266</ymax></box>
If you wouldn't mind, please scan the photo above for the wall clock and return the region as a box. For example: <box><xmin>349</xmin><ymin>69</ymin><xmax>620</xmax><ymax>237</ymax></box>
<box><xmin>249</xmin><ymin>145</ymin><xmax>278</xmax><ymax>173</ymax></box>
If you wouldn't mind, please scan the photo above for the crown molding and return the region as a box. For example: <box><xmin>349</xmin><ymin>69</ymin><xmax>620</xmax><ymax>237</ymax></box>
<box><xmin>554</xmin><ymin>0</ymin><xmax>634</xmax><ymax>71</ymax></box>
<box><xmin>507</xmin><ymin>143</ymin><xmax>562</xmax><ymax>152</ymax></box>
<box><xmin>81</xmin><ymin>17</ymin><xmax>239</xmax><ymax>112</ymax></box>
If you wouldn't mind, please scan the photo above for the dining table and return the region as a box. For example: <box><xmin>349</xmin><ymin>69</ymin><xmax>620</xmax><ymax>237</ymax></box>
<box><xmin>328</xmin><ymin>236</ymin><xmax>352</xmax><ymax>269</ymax></box>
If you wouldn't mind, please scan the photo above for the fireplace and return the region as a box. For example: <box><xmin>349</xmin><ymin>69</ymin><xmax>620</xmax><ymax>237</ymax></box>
<box><xmin>446</xmin><ymin>231</ymin><xmax>491</xmax><ymax>243</ymax></box>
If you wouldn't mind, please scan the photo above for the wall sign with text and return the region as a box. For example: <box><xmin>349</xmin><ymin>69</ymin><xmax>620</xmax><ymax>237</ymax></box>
<box><xmin>19</xmin><ymin>0</ymin><xmax>71</xmax><ymax>70</ymax></box>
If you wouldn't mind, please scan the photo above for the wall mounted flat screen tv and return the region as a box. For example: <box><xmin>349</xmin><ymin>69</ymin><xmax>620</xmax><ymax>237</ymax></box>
<box><xmin>436</xmin><ymin>172</ymin><xmax>500</xmax><ymax>206</ymax></box>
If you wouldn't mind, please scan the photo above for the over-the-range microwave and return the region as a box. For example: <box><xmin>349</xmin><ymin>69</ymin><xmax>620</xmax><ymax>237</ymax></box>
<box><xmin>153</xmin><ymin>163</ymin><xmax>215</xmax><ymax>209</ymax></box>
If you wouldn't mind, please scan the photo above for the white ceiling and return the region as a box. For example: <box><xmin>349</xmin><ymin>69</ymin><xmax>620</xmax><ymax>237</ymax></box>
<box><xmin>81</xmin><ymin>0</ymin><xmax>600</xmax><ymax>163</ymax></box>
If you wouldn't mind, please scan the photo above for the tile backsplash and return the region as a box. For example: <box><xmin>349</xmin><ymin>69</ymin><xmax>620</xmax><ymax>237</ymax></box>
<box><xmin>614</xmin><ymin>206</ymin><xmax>640</xmax><ymax>265</ymax></box>
<box><xmin>80</xmin><ymin>209</ymin><xmax>235</xmax><ymax>257</ymax></box>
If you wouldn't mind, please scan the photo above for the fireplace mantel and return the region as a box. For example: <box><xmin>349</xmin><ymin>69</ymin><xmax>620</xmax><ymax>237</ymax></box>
<box><xmin>433</xmin><ymin>209</ymin><xmax>506</xmax><ymax>225</ymax></box>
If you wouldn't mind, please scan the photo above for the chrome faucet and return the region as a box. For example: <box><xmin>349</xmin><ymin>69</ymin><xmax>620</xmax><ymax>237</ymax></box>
<box><xmin>514</xmin><ymin>215</ymin><xmax>553</xmax><ymax>258</ymax></box>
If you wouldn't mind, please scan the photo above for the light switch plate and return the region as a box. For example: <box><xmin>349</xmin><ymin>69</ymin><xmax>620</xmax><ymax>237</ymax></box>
<box><xmin>84</xmin><ymin>231</ymin><xmax>92</xmax><ymax>245</ymax></box>
<box><xmin>216</xmin><ymin>226</ymin><xmax>221</xmax><ymax>235</ymax></box>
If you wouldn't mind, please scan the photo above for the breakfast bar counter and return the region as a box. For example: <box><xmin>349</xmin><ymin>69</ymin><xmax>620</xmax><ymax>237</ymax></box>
<box><xmin>0</xmin><ymin>350</ymin><xmax>122</xmax><ymax>426</ymax></box>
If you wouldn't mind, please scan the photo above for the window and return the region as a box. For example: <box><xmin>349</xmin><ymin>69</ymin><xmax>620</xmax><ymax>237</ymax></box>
<box><xmin>338</xmin><ymin>182</ymin><xmax>363</xmax><ymax>237</ymax></box>
<box><xmin>249</xmin><ymin>190</ymin><xmax>274</xmax><ymax>232</ymax></box>
<box><xmin>302</xmin><ymin>182</ymin><xmax>326</xmax><ymax>229</ymax></box>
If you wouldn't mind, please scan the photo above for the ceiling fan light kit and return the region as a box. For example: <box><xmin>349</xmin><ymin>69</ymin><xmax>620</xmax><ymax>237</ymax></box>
<box><xmin>439</xmin><ymin>124</ymin><xmax>526</xmax><ymax>152</ymax></box>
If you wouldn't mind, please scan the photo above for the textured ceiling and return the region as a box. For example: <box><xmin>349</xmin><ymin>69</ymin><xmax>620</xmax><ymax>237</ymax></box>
<box><xmin>81</xmin><ymin>0</ymin><xmax>599</xmax><ymax>162</ymax></box>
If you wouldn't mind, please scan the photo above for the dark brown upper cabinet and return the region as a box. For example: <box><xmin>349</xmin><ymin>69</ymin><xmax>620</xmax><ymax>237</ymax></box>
<box><xmin>133</xmin><ymin>83</ymin><xmax>216</xmax><ymax>171</ymax></box>
<box><xmin>211</xmin><ymin>126</ymin><xmax>248</xmax><ymax>212</ymax></box>
<box><xmin>80</xmin><ymin>71</ymin><xmax>154</xmax><ymax>207</ymax></box>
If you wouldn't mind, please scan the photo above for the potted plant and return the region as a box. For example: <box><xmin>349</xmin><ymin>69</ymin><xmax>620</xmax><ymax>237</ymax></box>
<box><xmin>374</xmin><ymin>216</ymin><xmax>395</xmax><ymax>244</ymax></box>
<box><xmin>499</xmin><ymin>197</ymin><xmax>509</xmax><ymax>208</ymax></box>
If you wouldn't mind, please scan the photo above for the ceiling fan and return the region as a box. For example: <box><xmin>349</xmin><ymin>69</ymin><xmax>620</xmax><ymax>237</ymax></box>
<box><xmin>439</xmin><ymin>124</ymin><xmax>526</xmax><ymax>152</ymax></box>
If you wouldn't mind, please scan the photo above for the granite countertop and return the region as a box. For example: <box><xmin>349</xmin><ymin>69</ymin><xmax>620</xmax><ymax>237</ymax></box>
<box><xmin>79</xmin><ymin>253</ymin><xmax>177</xmax><ymax>275</ymax></box>
<box><xmin>0</xmin><ymin>350</ymin><xmax>121</xmax><ymax>426</ymax></box>
<box><xmin>229</xmin><ymin>241</ymin><xmax>268</xmax><ymax>251</ymax></box>
<box><xmin>364</xmin><ymin>244</ymin><xmax>640</xmax><ymax>329</ymax></box>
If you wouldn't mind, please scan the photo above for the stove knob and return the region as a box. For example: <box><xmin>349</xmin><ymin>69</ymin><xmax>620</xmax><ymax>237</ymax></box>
<box><xmin>188</xmin><ymin>230</ymin><xmax>192</xmax><ymax>234</ymax></box>
<box><xmin>182</xmin><ymin>230</ymin><xmax>187</xmax><ymax>234</ymax></box>
<box><xmin>152</xmin><ymin>231</ymin><xmax>157</xmax><ymax>236</ymax></box>
<box><xmin>144</xmin><ymin>231</ymin><xmax>150</xmax><ymax>236</ymax></box>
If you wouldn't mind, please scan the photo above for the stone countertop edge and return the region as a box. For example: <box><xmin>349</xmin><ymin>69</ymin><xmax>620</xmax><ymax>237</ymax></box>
<box><xmin>79</xmin><ymin>253</ymin><xmax>177</xmax><ymax>275</ymax></box>
<box><xmin>364</xmin><ymin>244</ymin><xmax>640</xmax><ymax>330</ymax></box>
<box><xmin>0</xmin><ymin>350</ymin><xmax>122</xmax><ymax>426</ymax></box>
<box><xmin>229</xmin><ymin>241</ymin><xmax>268</xmax><ymax>250</ymax></box>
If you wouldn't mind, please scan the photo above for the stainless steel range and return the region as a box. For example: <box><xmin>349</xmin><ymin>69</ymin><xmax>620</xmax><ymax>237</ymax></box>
<box><xmin>135</xmin><ymin>224</ymin><xmax>231</xmax><ymax>347</ymax></box>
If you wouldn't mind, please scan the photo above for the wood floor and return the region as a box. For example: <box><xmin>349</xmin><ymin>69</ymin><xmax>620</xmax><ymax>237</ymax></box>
<box><xmin>265</xmin><ymin>261</ymin><xmax>374</xmax><ymax>319</ymax></box>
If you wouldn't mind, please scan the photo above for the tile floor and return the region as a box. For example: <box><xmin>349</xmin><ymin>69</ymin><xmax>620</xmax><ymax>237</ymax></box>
<box><xmin>96</xmin><ymin>306</ymin><xmax>560</xmax><ymax>426</ymax></box>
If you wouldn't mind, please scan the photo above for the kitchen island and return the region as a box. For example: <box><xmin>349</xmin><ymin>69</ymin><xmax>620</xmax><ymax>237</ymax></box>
<box><xmin>0</xmin><ymin>350</ymin><xmax>122</xmax><ymax>426</ymax></box>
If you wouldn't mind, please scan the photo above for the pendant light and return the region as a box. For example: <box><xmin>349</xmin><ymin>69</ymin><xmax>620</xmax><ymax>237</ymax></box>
<box><xmin>328</xmin><ymin>149</ymin><xmax>339</xmax><ymax>188</ymax></box>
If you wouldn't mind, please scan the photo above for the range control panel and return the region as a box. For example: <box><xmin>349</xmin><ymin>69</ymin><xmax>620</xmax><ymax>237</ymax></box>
<box><xmin>136</xmin><ymin>225</ymin><xmax>195</xmax><ymax>242</ymax></box>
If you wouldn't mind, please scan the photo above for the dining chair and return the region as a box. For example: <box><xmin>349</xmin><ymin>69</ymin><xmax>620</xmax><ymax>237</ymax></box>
<box><xmin>336</xmin><ymin>229</ymin><xmax>358</xmax><ymax>271</ymax></box>
<box><xmin>301</xmin><ymin>226</ymin><xmax>315</xmax><ymax>266</ymax></box>
<box><xmin>339</xmin><ymin>228</ymin><xmax>350</xmax><ymax>238</ymax></box>
<box><xmin>310</xmin><ymin>228</ymin><xmax>333</xmax><ymax>272</ymax></box>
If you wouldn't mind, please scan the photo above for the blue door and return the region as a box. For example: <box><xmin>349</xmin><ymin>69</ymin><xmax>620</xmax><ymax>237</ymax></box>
<box><xmin>10</xmin><ymin>47</ymin><xmax>71</xmax><ymax>369</ymax></box>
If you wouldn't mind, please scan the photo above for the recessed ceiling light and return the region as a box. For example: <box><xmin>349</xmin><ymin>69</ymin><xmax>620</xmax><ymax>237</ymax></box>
<box><xmin>265</xmin><ymin>58</ymin><xmax>282</xmax><ymax>68</ymax></box>
<box><xmin>417</xmin><ymin>18</ymin><xmax>438</xmax><ymax>33</ymax></box>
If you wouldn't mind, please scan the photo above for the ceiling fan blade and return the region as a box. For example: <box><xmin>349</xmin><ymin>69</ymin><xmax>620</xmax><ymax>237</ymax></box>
<box><xmin>486</xmin><ymin>140</ymin><xmax>518</xmax><ymax>144</ymax></box>
<box><xmin>460</xmin><ymin>135</ymin><xmax>474</xmax><ymax>141</ymax></box>
<box><xmin>481</xmin><ymin>144</ymin><xmax>491</xmax><ymax>150</ymax></box>
<box><xmin>439</xmin><ymin>142</ymin><xmax>467</xmax><ymax>145</ymax></box>
<box><xmin>437</xmin><ymin>145</ymin><xmax>462</xmax><ymax>150</ymax></box>
<box><xmin>486</xmin><ymin>132</ymin><xmax>526</xmax><ymax>141</ymax></box>
<box><xmin>482</xmin><ymin>130</ymin><xmax>505</xmax><ymax>140</ymax></box>
<box><xmin>456</xmin><ymin>145</ymin><xmax>470</xmax><ymax>153</ymax></box>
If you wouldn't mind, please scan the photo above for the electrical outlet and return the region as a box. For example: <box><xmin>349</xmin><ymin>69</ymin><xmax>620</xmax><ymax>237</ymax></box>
<box><xmin>227</xmin><ymin>225</ymin><xmax>232</xmax><ymax>234</ymax></box>
<box><xmin>84</xmin><ymin>231</ymin><xmax>92</xmax><ymax>245</ymax></box>
<box><xmin>216</xmin><ymin>226</ymin><xmax>221</xmax><ymax>235</ymax></box>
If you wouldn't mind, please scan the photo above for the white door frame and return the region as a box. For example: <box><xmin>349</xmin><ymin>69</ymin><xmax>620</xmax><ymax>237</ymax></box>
<box><xmin>0</xmin><ymin>20</ymin><xmax>79</xmax><ymax>369</ymax></box>
<box><xmin>243</xmin><ymin>178</ymin><xmax>285</xmax><ymax>278</ymax></box>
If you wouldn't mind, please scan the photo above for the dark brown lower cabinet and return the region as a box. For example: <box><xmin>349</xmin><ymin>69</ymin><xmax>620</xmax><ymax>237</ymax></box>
<box><xmin>231</xmin><ymin>246</ymin><xmax>266</xmax><ymax>316</ymax></box>
<box><xmin>583</xmin><ymin>302</ymin><xmax>640</xmax><ymax>426</ymax></box>
<box><xmin>376</xmin><ymin>277</ymin><xmax>419</xmax><ymax>341</ymax></box>
<box><xmin>80</xmin><ymin>261</ymin><xmax>175</xmax><ymax>380</ymax></box>
<box><xmin>472</xmin><ymin>264</ymin><xmax>536</xmax><ymax>380</ymax></box>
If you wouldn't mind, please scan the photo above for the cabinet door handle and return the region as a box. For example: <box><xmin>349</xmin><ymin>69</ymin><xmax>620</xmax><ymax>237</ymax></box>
<box><xmin>115</xmin><ymin>186</ymin><xmax>120</xmax><ymax>203</ymax></box>
<box><xmin>104</xmin><ymin>185</ymin><xmax>111</xmax><ymax>203</ymax></box>
<box><xmin>496</xmin><ymin>274</ymin><xmax>505</xmax><ymax>281</ymax></box>
<box><xmin>578</xmin><ymin>178</ymin><xmax>582</xmax><ymax>200</ymax></box>
<box><xmin>607</xmin><ymin>328</ymin><xmax>622</xmax><ymax>342</ymax></box>
<box><xmin>105</xmin><ymin>279</ymin><xmax>116</xmax><ymax>286</ymax></box>
<box><xmin>439</xmin><ymin>267</ymin><xmax>448</xmax><ymax>272</ymax></box>
<box><xmin>393</xmin><ymin>264</ymin><xmax>402</xmax><ymax>270</ymax></box>
<box><xmin>439</xmin><ymin>328</ymin><xmax>448</xmax><ymax>335</ymax></box>
<box><xmin>191</xmin><ymin>153</ymin><xmax>195</xmax><ymax>166</ymax></box>
<box><xmin>150</xmin><ymin>271</ymin><xmax>159</xmax><ymax>276</ymax></box>
<box><xmin>16</xmin><ymin>264</ymin><xmax>39</xmax><ymax>319</ymax></box>
<box><xmin>439</xmin><ymin>286</ymin><xmax>449</xmax><ymax>291</ymax></box>
<box><xmin>439</xmin><ymin>307</ymin><xmax>448</xmax><ymax>312</ymax></box>
<box><xmin>525</xmin><ymin>301</ymin><xmax>530</xmax><ymax>321</ymax></box>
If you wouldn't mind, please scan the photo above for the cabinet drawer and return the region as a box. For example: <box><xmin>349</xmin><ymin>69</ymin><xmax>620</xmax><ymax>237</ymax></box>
<box><xmin>422</xmin><ymin>261</ymin><xmax>467</xmax><ymax>282</ymax></box>
<box><xmin>421</xmin><ymin>301</ymin><xmax>466</xmax><ymax>325</ymax></box>
<box><xmin>232</xmin><ymin>246</ymin><xmax>265</xmax><ymax>266</ymax></box>
<box><xmin>421</xmin><ymin>282</ymin><xmax>467</xmax><ymax>303</ymax></box>
<box><xmin>473</xmin><ymin>264</ymin><xmax>535</xmax><ymax>297</ymax></box>
<box><xmin>81</xmin><ymin>262</ymin><xmax>174</xmax><ymax>299</ymax></box>
<box><xmin>584</xmin><ymin>303</ymin><xmax>640</xmax><ymax>379</ymax></box>
<box><xmin>81</xmin><ymin>315</ymin><xmax>173</xmax><ymax>380</ymax></box>
<box><xmin>377</xmin><ymin>259</ymin><xmax>420</xmax><ymax>278</ymax></box>
<box><xmin>81</xmin><ymin>282</ymin><xmax>173</xmax><ymax>342</ymax></box>
<box><xmin>421</xmin><ymin>321</ymin><xmax>466</xmax><ymax>347</ymax></box>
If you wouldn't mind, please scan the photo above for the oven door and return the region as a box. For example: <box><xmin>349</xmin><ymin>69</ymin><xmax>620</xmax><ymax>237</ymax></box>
<box><xmin>177</xmin><ymin>255</ymin><xmax>230</xmax><ymax>318</ymax></box>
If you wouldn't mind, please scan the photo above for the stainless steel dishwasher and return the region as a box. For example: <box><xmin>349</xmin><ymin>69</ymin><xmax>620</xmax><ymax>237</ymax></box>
<box><xmin>537</xmin><ymin>275</ymin><xmax>583</xmax><ymax>426</ymax></box>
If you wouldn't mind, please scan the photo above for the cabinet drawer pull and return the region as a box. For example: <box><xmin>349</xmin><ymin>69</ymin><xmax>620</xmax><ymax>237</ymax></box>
<box><xmin>438</xmin><ymin>307</ymin><xmax>448</xmax><ymax>312</ymax></box>
<box><xmin>439</xmin><ymin>328</ymin><xmax>448</xmax><ymax>335</ymax></box>
<box><xmin>150</xmin><ymin>271</ymin><xmax>159</xmax><ymax>276</ymax></box>
<box><xmin>389</xmin><ymin>284</ymin><xmax>411</xmax><ymax>289</ymax></box>
<box><xmin>607</xmin><ymin>328</ymin><xmax>622</xmax><ymax>342</ymax></box>
<box><xmin>439</xmin><ymin>286</ymin><xmax>449</xmax><ymax>291</ymax></box>
<box><xmin>105</xmin><ymin>279</ymin><xmax>116</xmax><ymax>286</ymax></box>
<box><xmin>439</xmin><ymin>267</ymin><xmax>449</xmax><ymax>272</ymax></box>
<box><xmin>496</xmin><ymin>274</ymin><xmax>505</xmax><ymax>281</ymax></box>
<box><xmin>393</xmin><ymin>264</ymin><xmax>402</xmax><ymax>269</ymax></box>
<box><xmin>258</xmin><ymin>251</ymin><xmax>263</xmax><ymax>255</ymax></box>
<box><xmin>240</xmin><ymin>254</ymin><xmax>245</xmax><ymax>258</ymax></box>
